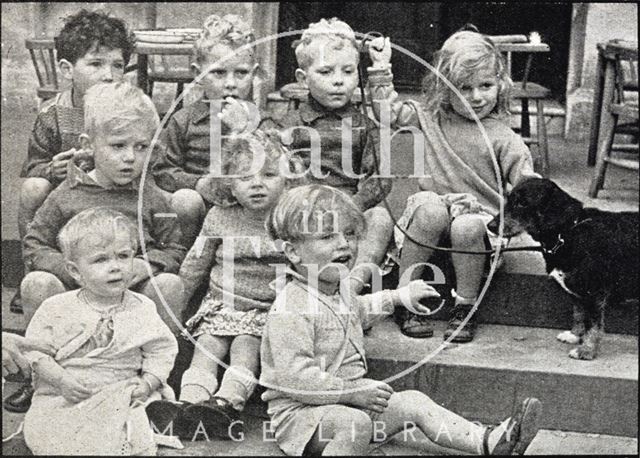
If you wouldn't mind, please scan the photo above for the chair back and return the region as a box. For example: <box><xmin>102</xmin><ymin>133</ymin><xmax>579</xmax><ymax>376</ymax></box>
<box><xmin>608</xmin><ymin>40</ymin><xmax>638</xmax><ymax>110</ymax></box>
<box><xmin>25</xmin><ymin>38</ymin><xmax>59</xmax><ymax>101</ymax></box>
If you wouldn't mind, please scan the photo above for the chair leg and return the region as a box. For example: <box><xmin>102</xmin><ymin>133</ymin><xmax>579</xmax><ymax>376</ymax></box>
<box><xmin>176</xmin><ymin>83</ymin><xmax>184</xmax><ymax>111</ymax></box>
<box><xmin>588</xmin><ymin>111</ymin><xmax>616</xmax><ymax>198</ymax></box>
<box><xmin>521</xmin><ymin>98</ymin><xmax>531</xmax><ymax>138</ymax></box>
<box><xmin>587</xmin><ymin>50</ymin><xmax>605</xmax><ymax>166</ymax></box>
<box><xmin>536</xmin><ymin>99</ymin><xmax>549</xmax><ymax>177</ymax></box>
<box><xmin>588</xmin><ymin>60</ymin><xmax>617</xmax><ymax>198</ymax></box>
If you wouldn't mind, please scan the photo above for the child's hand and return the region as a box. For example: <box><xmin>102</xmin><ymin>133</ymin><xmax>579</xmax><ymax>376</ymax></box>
<box><xmin>128</xmin><ymin>258</ymin><xmax>158</xmax><ymax>288</ymax></box>
<box><xmin>368</xmin><ymin>36</ymin><xmax>392</xmax><ymax>68</ymax></box>
<box><xmin>397</xmin><ymin>280</ymin><xmax>442</xmax><ymax>315</ymax></box>
<box><xmin>129</xmin><ymin>377</ymin><xmax>152</xmax><ymax>404</ymax></box>
<box><xmin>59</xmin><ymin>373</ymin><xmax>94</xmax><ymax>403</ymax></box>
<box><xmin>346</xmin><ymin>378</ymin><xmax>393</xmax><ymax>414</ymax></box>
<box><xmin>50</xmin><ymin>149</ymin><xmax>77</xmax><ymax>180</ymax></box>
<box><xmin>218</xmin><ymin>97</ymin><xmax>251</xmax><ymax>134</ymax></box>
<box><xmin>195</xmin><ymin>175</ymin><xmax>217</xmax><ymax>203</ymax></box>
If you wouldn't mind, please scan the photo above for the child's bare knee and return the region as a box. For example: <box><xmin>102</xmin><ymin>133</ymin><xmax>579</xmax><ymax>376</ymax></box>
<box><xmin>450</xmin><ymin>216</ymin><xmax>486</xmax><ymax>246</ymax></box>
<box><xmin>21</xmin><ymin>271</ymin><xmax>65</xmax><ymax>297</ymax></box>
<box><xmin>365</xmin><ymin>207</ymin><xmax>393</xmax><ymax>233</ymax></box>
<box><xmin>342</xmin><ymin>408</ymin><xmax>373</xmax><ymax>439</ymax></box>
<box><xmin>21</xmin><ymin>178</ymin><xmax>53</xmax><ymax>207</ymax></box>
<box><xmin>172</xmin><ymin>189</ymin><xmax>205</xmax><ymax>219</ymax></box>
<box><xmin>413</xmin><ymin>203</ymin><xmax>449</xmax><ymax>231</ymax></box>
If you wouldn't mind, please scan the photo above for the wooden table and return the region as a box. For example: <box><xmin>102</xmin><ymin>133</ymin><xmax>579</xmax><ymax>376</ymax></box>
<box><xmin>134</xmin><ymin>41</ymin><xmax>193</xmax><ymax>96</ymax></box>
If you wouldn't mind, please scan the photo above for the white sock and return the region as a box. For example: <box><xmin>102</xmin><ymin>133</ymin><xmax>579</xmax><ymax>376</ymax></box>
<box><xmin>486</xmin><ymin>417</ymin><xmax>512</xmax><ymax>453</ymax></box>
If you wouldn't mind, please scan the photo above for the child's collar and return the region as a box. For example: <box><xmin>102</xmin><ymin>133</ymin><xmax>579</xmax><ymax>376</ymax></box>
<box><xmin>299</xmin><ymin>96</ymin><xmax>359</xmax><ymax>123</ymax></box>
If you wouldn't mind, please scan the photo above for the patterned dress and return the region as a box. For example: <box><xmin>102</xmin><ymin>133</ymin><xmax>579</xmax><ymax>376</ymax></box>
<box><xmin>179</xmin><ymin>204</ymin><xmax>286</xmax><ymax>337</ymax></box>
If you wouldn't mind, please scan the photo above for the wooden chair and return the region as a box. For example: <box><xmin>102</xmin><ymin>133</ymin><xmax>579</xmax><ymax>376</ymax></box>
<box><xmin>588</xmin><ymin>40</ymin><xmax>639</xmax><ymax>198</ymax></box>
<box><xmin>25</xmin><ymin>38</ymin><xmax>59</xmax><ymax>101</ymax></box>
<box><xmin>146</xmin><ymin>55</ymin><xmax>193</xmax><ymax>103</ymax></box>
<box><xmin>491</xmin><ymin>35</ymin><xmax>552</xmax><ymax>177</ymax></box>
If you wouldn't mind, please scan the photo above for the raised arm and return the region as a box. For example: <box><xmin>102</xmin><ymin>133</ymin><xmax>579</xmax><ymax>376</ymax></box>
<box><xmin>367</xmin><ymin>36</ymin><xmax>420</xmax><ymax>128</ymax></box>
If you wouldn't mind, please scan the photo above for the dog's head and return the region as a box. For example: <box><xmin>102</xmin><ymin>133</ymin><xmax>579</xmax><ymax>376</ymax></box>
<box><xmin>488</xmin><ymin>177</ymin><xmax>583</xmax><ymax>239</ymax></box>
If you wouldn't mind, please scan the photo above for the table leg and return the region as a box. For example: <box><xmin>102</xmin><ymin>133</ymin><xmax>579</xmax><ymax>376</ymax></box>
<box><xmin>137</xmin><ymin>54</ymin><xmax>149</xmax><ymax>95</ymax></box>
<box><xmin>587</xmin><ymin>47</ymin><xmax>605</xmax><ymax>166</ymax></box>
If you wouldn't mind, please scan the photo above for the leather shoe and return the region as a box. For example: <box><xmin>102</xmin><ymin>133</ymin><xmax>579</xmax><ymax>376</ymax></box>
<box><xmin>3</xmin><ymin>383</ymin><xmax>34</xmax><ymax>413</ymax></box>
<box><xmin>184</xmin><ymin>396</ymin><xmax>243</xmax><ymax>440</ymax></box>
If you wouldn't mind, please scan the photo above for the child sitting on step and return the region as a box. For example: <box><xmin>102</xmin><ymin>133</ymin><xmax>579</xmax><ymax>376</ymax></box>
<box><xmin>260</xmin><ymin>184</ymin><xmax>542</xmax><ymax>456</ymax></box>
<box><xmin>367</xmin><ymin>29</ymin><xmax>540</xmax><ymax>342</ymax></box>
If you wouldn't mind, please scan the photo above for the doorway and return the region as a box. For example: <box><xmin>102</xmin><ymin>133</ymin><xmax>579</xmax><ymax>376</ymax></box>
<box><xmin>276</xmin><ymin>2</ymin><xmax>572</xmax><ymax>100</ymax></box>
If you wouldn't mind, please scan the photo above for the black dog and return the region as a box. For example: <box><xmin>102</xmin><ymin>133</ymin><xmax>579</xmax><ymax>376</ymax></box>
<box><xmin>488</xmin><ymin>177</ymin><xmax>638</xmax><ymax>360</ymax></box>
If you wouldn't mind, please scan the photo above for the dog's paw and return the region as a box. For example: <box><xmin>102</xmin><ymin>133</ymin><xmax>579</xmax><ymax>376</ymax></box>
<box><xmin>557</xmin><ymin>330</ymin><xmax>581</xmax><ymax>344</ymax></box>
<box><xmin>568</xmin><ymin>346</ymin><xmax>596</xmax><ymax>360</ymax></box>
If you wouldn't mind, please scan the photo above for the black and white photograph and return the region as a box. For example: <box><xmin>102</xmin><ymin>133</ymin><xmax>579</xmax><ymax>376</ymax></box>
<box><xmin>1</xmin><ymin>1</ymin><xmax>638</xmax><ymax>455</ymax></box>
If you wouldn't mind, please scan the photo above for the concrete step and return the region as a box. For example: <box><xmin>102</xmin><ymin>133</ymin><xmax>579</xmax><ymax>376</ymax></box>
<box><xmin>234</xmin><ymin>320</ymin><xmax>637</xmax><ymax>438</ymax></box>
<box><xmin>363</xmin><ymin>319</ymin><xmax>638</xmax><ymax>437</ymax></box>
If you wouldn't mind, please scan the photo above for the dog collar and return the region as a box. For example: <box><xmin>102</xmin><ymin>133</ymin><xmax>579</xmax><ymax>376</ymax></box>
<box><xmin>542</xmin><ymin>218</ymin><xmax>592</xmax><ymax>255</ymax></box>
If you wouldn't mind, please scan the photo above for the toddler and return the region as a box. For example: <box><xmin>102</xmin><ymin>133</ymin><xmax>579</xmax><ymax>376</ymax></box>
<box><xmin>147</xmin><ymin>130</ymin><xmax>302</xmax><ymax>440</ymax></box>
<box><xmin>23</xmin><ymin>207</ymin><xmax>178</xmax><ymax>455</ymax></box>
<box><xmin>367</xmin><ymin>30</ymin><xmax>540</xmax><ymax>341</ymax></box>
<box><xmin>262</xmin><ymin>18</ymin><xmax>395</xmax><ymax>294</ymax></box>
<box><xmin>153</xmin><ymin>14</ymin><xmax>264</xmax><ymax>245</ymax></box>
<box><xmin>260</xmin><ymin>184</ymin><xmax>541</xmax><ymax>456</ymax></box>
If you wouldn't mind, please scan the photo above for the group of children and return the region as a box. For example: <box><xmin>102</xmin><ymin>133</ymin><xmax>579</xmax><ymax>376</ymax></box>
<box><xmin>8</xmin><ymin>9</ymin><xmax>543</xmax><ymax>456</ymax></box>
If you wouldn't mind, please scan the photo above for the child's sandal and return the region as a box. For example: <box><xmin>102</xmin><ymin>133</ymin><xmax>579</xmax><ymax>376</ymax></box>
<box><xmin>482</xmin><ymin>397</ymin><xmax>541</xmax><ymax>455</ymax></box>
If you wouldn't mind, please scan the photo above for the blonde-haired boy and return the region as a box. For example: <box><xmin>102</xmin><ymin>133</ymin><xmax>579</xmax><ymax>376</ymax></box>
<box><xmin>153</xmin><ymin>14</ymin><xmax>263</xmax><ymax>245</ymax></box>
<box><xmin>22</xmin><ymin>82</ymin><xmax>186</xmax><ymax>335</ymax></box>
<box><xmin>264</xmin><ymin>17</ymin><xmax>394</xmax><ymax>294</ymax></box>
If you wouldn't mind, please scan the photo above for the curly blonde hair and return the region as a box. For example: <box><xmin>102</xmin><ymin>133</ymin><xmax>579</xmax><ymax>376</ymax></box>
<box><xmin>266</xmin><ymin>184</ymin><xmax>366</xmax><ymax>243</ymax></box>
<box><xmin>211</xmin><ymin>130</ymin><xmax>306</xmax><ymax>207</ymax></box>
<box><xmin>294</xmin><ymin>17</ymin><xmax>359</xmax><ymax>70</ymax></box>
<box><xmin>422</xmin><ymin>30</ymin><xmax>512</xmax><ymax>117</ymax></box>
<box><xmin>193</xmin><ymin>14</ymin><xmax>255</xmax><ymax>64</ymax></box>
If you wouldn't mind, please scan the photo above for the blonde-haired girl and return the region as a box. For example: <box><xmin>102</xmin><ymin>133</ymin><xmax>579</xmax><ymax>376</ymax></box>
<box><xmin>367</xmin><ymin>29</ymin><xmax>540</xmax><ymax>341</ymax></box>
<box><xmin>147</xmin><ymin>130</ymin><xmax>303</xmax><ymax>439</ymax></box>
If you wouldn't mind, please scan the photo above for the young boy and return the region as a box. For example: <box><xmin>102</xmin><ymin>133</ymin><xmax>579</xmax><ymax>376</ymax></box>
<box><xmin>23</xmin><ymin>207</ymin><xmax>178</xmax><ymax>455</ymax></box>
<box><xmin>262</xmin><ymin>18</ymin><xmax>394</xmax><ymax>294</ymax></box>
<box><xmin>4</xmin><ymin>82</ymin><xmax>186</xmax><ymax>413</ymax></box>
<box><xmin>261</xmin><ymin>184</ymin><xmax>542</xmax><ymax>456</ymax></box>
<box><xmin>152</xmin><ymin>14</ymin><xmax>261</xmax><ymax>245</ymax></box>
<box><xmin>19</xmin><ymin>9</ymin><xmax>133</xmax><ymax>240</ymax></box>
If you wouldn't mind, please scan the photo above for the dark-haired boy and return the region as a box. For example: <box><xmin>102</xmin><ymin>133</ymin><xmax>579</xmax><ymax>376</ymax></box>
<box><xmin>19</xmin><ymin>9</ymin><xmax>133</xmax><ymax>240</ymax></box>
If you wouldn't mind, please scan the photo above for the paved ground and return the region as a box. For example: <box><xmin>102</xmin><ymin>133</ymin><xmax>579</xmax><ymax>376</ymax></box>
<box><xmin>2</xmin><ymin>379</ymin><xmax>637</xmax><ymax>456</ymax></box>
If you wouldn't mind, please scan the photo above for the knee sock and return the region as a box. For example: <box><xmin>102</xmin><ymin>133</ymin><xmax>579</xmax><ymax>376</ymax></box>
<box><xmin>179</xmin><ymin>366</ymin><xmax>218</xmax><ymax>404</ymax></box>
<box><xmin>452</xmin><ymin>289</ymin><xmax>477</xmax><ymax>306</ymax></box>
<box><xmin>215</xmin><ymin>365</ymin><xmax>257</xmax><ymax>412</ymax></box>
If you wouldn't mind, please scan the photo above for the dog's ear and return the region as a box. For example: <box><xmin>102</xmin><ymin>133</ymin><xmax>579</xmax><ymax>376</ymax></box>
<box><xmin>539</xmin><ymin>181</ymin><xmax>583</xmax><ymax>230</ymax></box>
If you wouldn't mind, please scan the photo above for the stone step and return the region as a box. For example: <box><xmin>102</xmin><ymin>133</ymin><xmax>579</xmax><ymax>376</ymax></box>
<box><xmin>363</xmin><ymin>320</ymin><xmax>638</xmax><ymax>437</ymax></box>
<box><xmin>234</xmin><ymin>320</ymin><xmax>636</xmax><ymax>438</ymax></box>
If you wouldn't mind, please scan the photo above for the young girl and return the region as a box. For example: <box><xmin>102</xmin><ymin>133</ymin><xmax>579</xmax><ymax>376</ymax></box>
<box><xmin>147</xmin><ymin>130</ymin><xmax>303</xmax><ymax>439</ymax></box>
<box><xmin>22</xmin><ymin>208</ymin><xmax>178</xmax><ymax>455</ymax></box>
<box><xmin>261</xmin><ymin>184</ymin><xmax>542</xmax><ymax>456</ymax></box>
<box><xmin>367</xmin><ymin>30</ymin><xmax>540</xmax><ymax>341</ymax></box>
<box><xmin>152</xmin><ymin>14</ymin><xmax>266</xmax><ymax>245</ymax></box>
